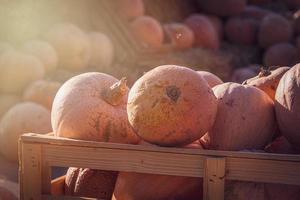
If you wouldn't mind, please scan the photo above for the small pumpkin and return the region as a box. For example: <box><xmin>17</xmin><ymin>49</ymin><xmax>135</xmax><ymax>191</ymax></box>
<box><xmin>0</xmin><ymin>102</ymin><xmax>51</xmax><ymax>161</ymax></box>
<box><xmin>21</xmin><ymin>40</ymin><xmax>58</xmax><ymax>73</ymax></box>
<box><xmin>44</xmin><ymin>23</ymin><xmax>90</xmax><ymax>70</ymax></box>
<box><xmin>207</xmin><ymin>83</ymin><xmax>275</xmax><ymax>150</ymax></box>
<box><xmin>0</xmin><ymin>50</ymin><xmax>45</xmax><ymax>94</ymax></box>
<box><xmin>275</xmin><ymin>64</ymin><xmax>300</xmax><ymax>147</ymax></box>
<box><xmin>130</xmin><ymin>16</ymin><xmax>164</xmax><ymax>49</ymax></box>
<box><xmin>243</xmin><ymin>66</ymin><xmax>290</xmax><ymax>100</ymax></box>
<box><xmin>23</xmin><ymin>80</ymin><xmax>62</xmax><ymax>110</ymax></box>
<box><xmin>127</xmin><ymin>65</ymin><xmax>218</xmax><ymax>146</ymax></box>
<box><xmin>197</xmin><ymin>71</ymin><xmax>223</xmax><ymax>88</ymax></box>
<box><xmin>51</xmin><ymin>72</ymin><xmax>139</xmax><ymax>144</ymax></box>
<box><xmin>88</xmin><ymin>32</ymin><xmax>114</xmax><ymax>70</ymax></box>
<box><xmin>65</xmin><ymin>168</ymin><xmax>118</xmax><ymax>199</ymax></box>
<box><xmin>184</xmin><ymin>14</ymin><xmax>220</xmax><ymax>49</ymax></box>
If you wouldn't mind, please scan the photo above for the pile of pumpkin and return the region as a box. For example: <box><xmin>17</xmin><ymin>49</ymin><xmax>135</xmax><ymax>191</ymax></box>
<box><xmin>49</xmin><ymin>62</ymin><xmax>300</xmax><ymax>200</ymax></box>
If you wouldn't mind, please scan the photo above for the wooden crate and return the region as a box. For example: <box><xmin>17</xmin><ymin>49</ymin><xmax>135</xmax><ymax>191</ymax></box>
<box><xmin>19</xmin><ymin>133</ymin><xmax>300</xmax><ymax>200</ymax></box>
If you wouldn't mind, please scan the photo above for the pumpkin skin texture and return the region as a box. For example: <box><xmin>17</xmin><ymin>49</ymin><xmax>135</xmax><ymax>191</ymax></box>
<box><xmin>0</xmin><ymin>94</ymin><xmax>20</xmax><ymax>119</ymax></box>
<box><xmin>163</xmin><ymin>23</ymin><xmax>195</xmax><ymax>50</ymax></box>
<box><xmin>184</xmin><ymin>14</ymin><xmax>220</xmax><ymax>49</ymax></box>
<box><xmin>0</xmin><ymin>102</ymin><xmax>51</xmax><ymax>161</ymax></box>
<box><xmin>0</xmin><ymin>50</ymin><xmax>45</xmax><ymax>94</ymax></box>
<box><xmin>44</xmin><ymin>23</ymin><xmax>90</xmax><ymax>70</ymax></box>
<box><xmin>127</xmin><ymin>65</ymin><xmax>218</xmax><ymax>147</ymax></box>
<box><xmin>197</xmin><ymin>71</ymin><xmax>223</xmax><ymax>88</ymax></box>
<box><xmin>23</xmin><ymin>80</ymin><xmax>62</xmax><ymax>110</ymax></box>
<box><xmin>207</xmin><ymin>83</ymin><xmax>275</xmax><ymax>151</ymax></box>
<box><xmin>21</xmin><ymin>40</ymin><xmax>58</xmax><ymax>73</ymax></box>
<box><xmin>130</xmin><ymin>16</ymin><xmax>164</xmax><ymax>49</ymax></box>
<box><xmin>243</xmin><ymin>67</ymin><xmax>290</xmax><ymax>101</ymax></box>
<box><xmin>88</xmin><ymin>32</ymin><xmax>114</xmax><ymax>70</ymax></box>
<box><xmin>258</xmin><ymin>14</ymin><xmax>293</xmax><ymax>48</ymax></box>
<box><xmin>65</xmin><ymin>167</ymin><xmax>118</xmax><ymax>199</ymax></box>
<box><xmin>275</xmin><ymin>64</ymin><xmax>300</xmax><ymax>147</ymax></box>
<box><xmin>51</xmin><ymin>72</ymin><xmax>139</xmax><ymax>144</ymax></box>
<box><xmin>113</xmin><ymin>142</ymin><xmax>203</xmax><ymax>200</ymax></box>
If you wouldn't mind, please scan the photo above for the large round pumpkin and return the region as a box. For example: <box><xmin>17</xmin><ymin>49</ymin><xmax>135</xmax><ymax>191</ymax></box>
<box><xmin>51</xmin><ymin>72</ymin><xmax>139</xmax><ymax>144</ymax></box>
<box><xmin>65</xmin><ymin>168</ymin><xmax>118</xmax><ymax>199</ymax></box>
<box><xmin>44</xmin><ymin>23</ymin><xmax>90</xmax><ymax>70</ymax></box>
<box><xmin>207</xmin><ymin>83</ymin><xmax>275</xmax><ymax>150</ymax></box>
<box><xmin>0</xmin><ymin>102</ymin><xmax>51</xmax><ymax>161</ymax></box>
<box><xmin>0</xmin><ymin>94</ymin><xmax>20</xmax><ymax>119</ymax></box>
<box><xmin>275</xmin><ymin>64</ymin><xmax>300</xmax><ymax>147</ymax></box>
<box><xmin>0</xmin><ymin>50</ymin><xmax>45</xmax><ymax>94</ymax></box>
<box><xmin>243</xmin><ymin>66</ymin><xmax>290</xmax><ymax>100</ymax></box>
<box><xmin>197</xmin><ymin>71</ymin><xmax>223</xmax><ymax>88</ymax></box>
<box><xmin>21</xmin><ymin>40</ymin><xmax>58</xmax><ymax>73</ymax></box>
<box><xmin>88</xmin><ymin>32</ymin><xmax>114</xmax><ymax>70</ymax></box>
<box><xmin>23</xmin><ymin>80</ymin><xmax>62</xmax><ymax>110</ymax></box>
<box><xmin>127</xmin><ymin>65</ymin><xmax>218</xmax><ymax>146</ymax></box>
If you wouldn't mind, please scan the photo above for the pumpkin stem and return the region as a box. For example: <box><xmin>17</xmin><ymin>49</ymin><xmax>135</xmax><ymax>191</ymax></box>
<box><xmin>102</xmin><ymin>77</ymin><xmax>128</xmax><ymax>106</ymax></box>
<box><xmin>166</xmin><ymin>85</ymin><xmax>181</xmax><ymax>102</ymax></box>
<box><xmin>258</xmin><ymin>66</ymin><xmax>271</xmax><ymax>77</ymax></box>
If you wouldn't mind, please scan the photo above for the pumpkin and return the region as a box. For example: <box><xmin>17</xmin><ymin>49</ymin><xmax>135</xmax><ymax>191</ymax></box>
<box><xmin>225</xmin><ymin>17</ymin><xmax>258</xmax><ymax>45</ymax></box>
<box><xmin>263</xmin><ymin>43</ymin><xmax>298</xmax><ymax>67</ymax></box>
<box><xmin>127</xmin><ymin>65</ymin><xmax>218</xmax><ymax>146</ymax></box>
<box><xmin>23</xmin><ymin>80</ymin><xmax>62</xmax><ymax>110</ymax></box>
<box><xmin>65</xmin><ymin>168</ymin><xmax>118</xmax><ymax>199</ymax></box>
<box><xmin>0</xmin><ymin>102</ymin><xmax>51</xmax><ymax>161</ymax></box>
<box><xmin>275</xmin><ymin>64</ymin><xmax>300</xmax><ymax>147</ymax></box>
<box><xmin>130</xmin><ymin>16</ymin><xmax>164</xmax><ymax>49</ymax></box>
<box><xmin>197</xmin><ymin>0</ymin><xmax>247</xmax><ymax>16</ymax></box>
<box><xmin>88</xmin><ymin>32</ymin><xmax>114</xmax><ymax>70</ymax></box>
<box><xmin>163</xmin><ymin>23</ymin><xmax>195</xmax><ymax>50</ymax></box>
<box><xmin>21</xmin><ymin>40</ymin><xmax>58</xmax><ymax>73</ymax></box>
<box><xmin>264</xmin><ymin>136</ymin><xmax>296</xmax><ymax>154</ymax></box>
<box><xmin>197</xmin><ymin>71</ymin><xmax>223</xmax><ymax>88</ymax></box>
<box><xmin>0</xmin><ymin>94</ymin><xmax>20</xmax><ymax>119</ymax></box>
<box><xmin>207</xmin><ymin>83</ymin><xmax>275</xmax><ymax>150</ymax></box>
<box><xmin>184</xmin><ymin>14</ymin><xmax>220</xmax><ymax>49</ymax></box>
<box><xmin>44</xmin><ymin>23</ymin><xmax>90</xmax><ymax>70</ymax></box>
<box><xmin>258</xmin><ymin>14</ymin><xmax>292</xmax><ymax>48</ymax></box>
<box><xmin>51</xmin><ymin>72</ymin><xmax>139</xmax><ymax>144</ymax></box>
<box><xmin>113</xmin><ymin>141</ymin><xmax>203</xmax><ymax>200</ymax></box>
<box><xmin>243</xmin><ymin>66</ymin><xmax>290</xmax><ymax>100</ymax></box>
<box><xmin>206</xmin><ymin>15</ymin><xmax>224</xmax><ymax>39</ymax></box>
<box><xmin>0</xmin><ymin>50</ymin><xmax>45</xmax><ymax>94</ymax></box>
<box><xmin>114</xmin><ymin>0</ymin><xmax>144</xmax><ymax>20</ymax></box>
<box><xmin>231</xmin><ymin>67</ymin><xmax>257</xmax><ymax>84</ymax></box>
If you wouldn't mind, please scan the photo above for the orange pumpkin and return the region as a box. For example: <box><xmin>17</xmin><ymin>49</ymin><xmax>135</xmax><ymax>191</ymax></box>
<box><xmin>0</xmin><ymin>94</ymin><xmax>20</xmax><ymax>119</ymax></box>
<box><xmin>127</xmin><ymin>65</ymin><xmax>218</xmax><ymax>146</ymax></box>
<box><xmin>197</xmin><ymin>71</ymin><xmax>223</xmax><ymax>88</ymax></box>
<box><xmin>0</xmin><ymin>102</ymin><xmax>51</xmax><ymax>161</ymax></box>
<box><xmin>51</xmin><ymin>72</ymin><xmax>139</xmax><ymax>144</ymax></box>
<box><xmin>243</xmin><ymin>66</ymin><xmax>290</xmax><ymax>100</ymax></box>
<box><xmin>275</xmin><ymin>64</ymin><xmax>300</xmax><ymax>147</ymax></box>
<box><xmin>23</xmin><ymin>80</ymin><xmax>62</xmax><ymax>110</ymax></box>
<box><xmin>207</xmin><ymin>83</ymin><xmax>275</xmax><ymax>150</ymax></box>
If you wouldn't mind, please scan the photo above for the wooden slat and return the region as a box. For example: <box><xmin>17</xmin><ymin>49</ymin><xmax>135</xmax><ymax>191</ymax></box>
<box><xmin>20</xmin><ymin>143</ymin><xmax>42</xmax><ymax>200</ymax></box>
<box><xmin>42</xmin><ymin>158</ymin><xmax>52</xmax><ymax>195</ymax></box>
<box><xmin>42</xmin><ymin>195</ymin><xmax>98</xmax><ymax>200</ymax></box>
<box><xmin>203</xmin><ymin>157</ymin><xmax>225</xmax><ymax>200</ymax></box>
<box><xmin>21</xmin><ymin>133</ymin><xmax>300</xmax><ymax>162</ymax></box>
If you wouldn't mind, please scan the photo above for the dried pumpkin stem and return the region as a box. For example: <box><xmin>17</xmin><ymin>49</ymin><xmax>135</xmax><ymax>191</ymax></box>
<box><xmin>258</xmin><ymin>66</ymin><xmax>271</xmax><ymax>77</ymax></box>
<box><xmin>102</xmin><ymin>77</ymin><xmax>128</xmax><ymax>106</ymax></box>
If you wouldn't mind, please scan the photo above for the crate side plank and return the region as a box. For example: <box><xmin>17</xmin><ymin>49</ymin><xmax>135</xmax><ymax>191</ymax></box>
<box><xmin>21</xmin><ymin>133</ymin><xmax>300</xmax><ymax>162</ymax></box>
<box><xmin>42</xmin><ymin>195</ymin><xmax>98</xmax><ymax>200</ymax></box>
<box><xmin>20</xmin><ymin>143</ymin><xmax>42</xmax><ymax>200</ymax></box>
<box><xmin>203</xmin><ymin>157</ymin><xmax>226</xmax><ymax>200</ymax></box>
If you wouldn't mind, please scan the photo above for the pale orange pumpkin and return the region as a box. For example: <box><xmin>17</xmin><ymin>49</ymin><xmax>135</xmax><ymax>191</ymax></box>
<box><xmin>0</xmin><ymin>94</ymin><xmax>20</xmax><ymax>119</ymax></box>
<box><xmin>197</xmin><ymin>71</ymin><xmax>223</xmax><ymax>88</ymax></box>
<box><xmin>51</xmin><ymin>72</ymin><xmax>139</xmax><ymax>144</ymax></box>
<box><xmin>127</xmin><ymin>65</ymin><xmax>218</xmax><ymax>146</ymax></box>
<box><xmin>23</xmin><ymin>80</ymin><xmax>62</xmax><ymax>110</ymax></box>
